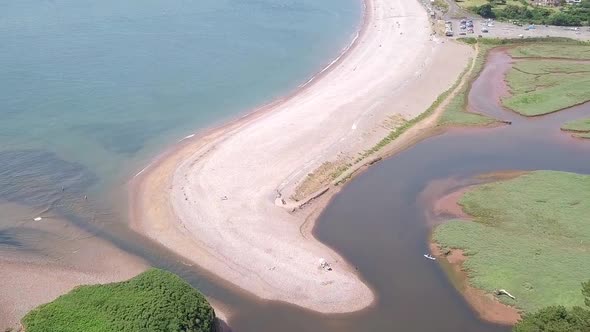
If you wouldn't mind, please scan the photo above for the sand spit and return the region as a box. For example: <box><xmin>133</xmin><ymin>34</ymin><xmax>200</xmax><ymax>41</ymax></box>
<box><xmin>132</xmin><ymin>0</ymin><xmax>473</xmax><ymax>313</ymax></box>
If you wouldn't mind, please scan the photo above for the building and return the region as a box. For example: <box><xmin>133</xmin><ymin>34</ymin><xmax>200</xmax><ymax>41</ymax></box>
<box><xmin>531</xmin><ymin>0</ymin><xmax>561</xmax><ymax>6</ymax></box>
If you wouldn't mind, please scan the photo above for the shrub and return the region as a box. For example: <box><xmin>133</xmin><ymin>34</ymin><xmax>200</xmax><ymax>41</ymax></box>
<box><xmin>22</xmin><ymin>269</ymin><xmax>216</xmax><ymax>332</ymax></box>
<box><xmin>514</xmin><ymin>280</ymin><xmax>590</xmax><ymax>331</ymax></box>
<box><xmin>478</xmin><ymin>4</ymin><xmax>496</xmax><ymax>18</ymax></box>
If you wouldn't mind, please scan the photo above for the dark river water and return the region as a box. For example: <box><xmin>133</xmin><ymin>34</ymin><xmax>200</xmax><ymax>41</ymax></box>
<box><xmin>3</xmin><ymin>46</ymin><xmax>590</xmax><ymax>330</ymax></box>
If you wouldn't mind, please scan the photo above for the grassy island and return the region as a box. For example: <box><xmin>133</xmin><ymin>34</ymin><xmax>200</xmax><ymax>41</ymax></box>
<box><xmin>502</xmin><ymin>59</ymin><xmax>590</xmax><ymax>116</ymax></box>
<box><xmin>562</xmin><ymin>118</ymin><xmax>590</xmax><ymax>139</ymax></box>
<box><xmin>22</xmin><ymin>269</ymin><xmax>216</xmax><ymax>332</ymax></box>
<box><xmin>433</xmin><ymin>171</ymin><xmax>590</xmax><ymax>313</ymax></box>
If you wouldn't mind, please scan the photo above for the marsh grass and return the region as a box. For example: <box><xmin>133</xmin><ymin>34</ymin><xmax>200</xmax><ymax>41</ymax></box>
<box><xmin>433</xmin><ymin>171</ymin><xmax>590</xmax><ymax>313</ymax></box>
<box><xmin>562</xmin><ymin>118</ymin><xmax>590</xmax><ymax>139</ymax></box>
<box><xmin>562</xmin><ymin>118</ymin><xmax>590</xmax><ymax>132</ymax></box>
<box><xmin>509</xmin><ymin>43</ymin><xmax>590</xmax><ymax>60</ymax></box>
<box><xmin>503</xmin><ymin>60</ymin><xmax>590</xmax><ymax>116</ymax></box>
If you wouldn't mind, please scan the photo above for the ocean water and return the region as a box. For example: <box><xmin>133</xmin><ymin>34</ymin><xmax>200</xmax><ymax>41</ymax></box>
<box><xmin>0</xmin><ymin>0</ymin><xmax>361</xmax><ymax>207</ymax></box>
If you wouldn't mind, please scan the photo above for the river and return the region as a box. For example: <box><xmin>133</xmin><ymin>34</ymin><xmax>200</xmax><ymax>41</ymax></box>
<box><xmin>2</xmin><ymin>2</ymin><xmax>589</xmax><ymax>330</ymax></box>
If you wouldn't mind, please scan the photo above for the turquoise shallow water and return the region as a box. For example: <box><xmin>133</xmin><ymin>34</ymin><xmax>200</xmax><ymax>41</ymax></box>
<box><xmin>0</xmin><ymin>0</ymin><xmax>361</xmax><ymax>202</ymax></box>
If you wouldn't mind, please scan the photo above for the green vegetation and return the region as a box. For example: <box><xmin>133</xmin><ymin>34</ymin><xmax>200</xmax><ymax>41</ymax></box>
<box><xmin>562</xmin><ymin>118</ymin><xmax>590</xmax><ymax>131</ymax></box>
<box><xmin>471</xmin><ymin>0</ymin><xmax>590</xmax><ymax>26</ymax></box>
<box><xmin>502</xmin><ymin>59</ymin><xmax>590</xmax><ymax>116</ymax></box>
<box><xmin>433</xmin><ymin>0</ymin><xmax>450</xmax><ymax>12</ymax></box>
<box><xmin>514</xmin><ymin>281</ymin><xmax>590</xmax><ymax>331</ymax></box>
<box><xmin>437</xmin><ymin>39</ymin><xmax>589</xmax><ymax>124</ymax></box>
<box><xmin>22</xmin><ymin>269</ymin><xmax>216</xmax><ymax>332</ymax></box>
<box><xmin>456</xmin><ymin>0</ymin><xmax>499</xmax><ymax>9</ymax></box>
<box><xmin>350</xmin><ymin>39</ymin><xmax>588</xmax><ymax>162</ymax></box>
<box><xmin>509</xmin><ymin>43</ymin><xmax>590</xmax><ymax>60</ymax></box>
<box><xmin>333</xmin><ymin>52</ymin><xmax>479</xmax><ymax>186</ymax></box>
<box><xmin>562</xmin><ymin>118</ymin><xmax>590</xmax><ymax>139</ymax></box>
<box><xmin>461</xmin><ymin>36</ymin><xmax>588</xmax><ymax>46</ymax></box>
<box><xmin>438</xmin><ymin>44</ymin><xmax>497</xmax><ymax>126</ymax></box>
<box><xmin>356</xmin><ymin>57</ymin><xmax>473</xmax><ymax>162</ymax></box>
<box><xmin>433</xmin><ymin>171</ymin><xmax>590</xmax><ymax>313</ymax></box>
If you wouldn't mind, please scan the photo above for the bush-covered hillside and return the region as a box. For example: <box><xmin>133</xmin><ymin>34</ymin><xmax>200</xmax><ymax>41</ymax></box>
<box><xmin>473</xmin><ymin>0</ymin><xmax>590</xmax><ymax>26</ymax></box>
<box><xmin>22</xmin><ymin>269</ymin><xmax>216</xmax><ymax>332</ymax></box>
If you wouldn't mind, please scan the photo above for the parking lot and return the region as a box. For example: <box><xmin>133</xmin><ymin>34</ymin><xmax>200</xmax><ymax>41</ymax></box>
<box><xmin>445</xmin><ymin>18</ymin><xmax>590</xmax><ymax>41</ymax></box>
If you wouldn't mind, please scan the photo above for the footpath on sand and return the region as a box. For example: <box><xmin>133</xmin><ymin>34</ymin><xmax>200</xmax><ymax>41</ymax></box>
<box><xmin>132</xmin><ymin>0</ymin><xmax>474</xmax><ymax>314</ymax></box>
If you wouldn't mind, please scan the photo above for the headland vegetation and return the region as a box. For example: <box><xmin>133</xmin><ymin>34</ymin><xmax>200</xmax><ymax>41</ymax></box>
<box><xmin>21</xmin><ymin>269</ymin><xmax>216</xmax><ymax>332</ymax></box>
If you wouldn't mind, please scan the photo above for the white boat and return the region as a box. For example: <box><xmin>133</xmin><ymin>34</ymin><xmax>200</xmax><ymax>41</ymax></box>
<box><xmin>424</xmin><ymin>254</ymin><xmax>436</xmax><ymax>261</ymax></box>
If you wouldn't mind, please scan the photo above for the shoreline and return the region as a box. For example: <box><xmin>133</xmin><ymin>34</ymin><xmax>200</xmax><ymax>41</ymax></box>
<box><xmin>0</xmin><ymin>203</ymin><xmax>148</xmax><ymax>328</ymax></box>
<box><xmin>128</xmin><ymin>0</ymin><xmax>375</xmax><ymax>313</ymax></box>
<box><xmin>427</xmin><ymin>182</ymin><xmax>522</xmax><ymax>325</ymax></box>
<box><xmin>130</xmin><ymin>0</ymin><xmax>474</xmax><ymax>315</ymax></box>
<box><xmin>130</xmin><ymin>0</ymin><xmax>369</xmax><ymax>183</ymax></box>
<box><xmin>429</xmin><ymin>243</ymin><xmax>522</xmax><ymax>325</ymax></box>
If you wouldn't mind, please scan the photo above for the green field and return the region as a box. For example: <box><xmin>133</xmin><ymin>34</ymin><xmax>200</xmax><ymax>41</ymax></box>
<box><xmin>22</xmin><ymin>269</ymin><xmax>216</xmax><ymax>332</ymax></box>
<box><xmin>433</xmin><ymin>171</ymin><xmax>590</xmax><ymax>313</ymax></box>
<box><xmin>562</xmin><ymin>118</ymin><xmax>590</xmax><ymax>139</ymax></box>
<box><xmin>455</xmin><ymin>0</ymin><xmax>525</xmax><ymax>10</ymax></box>
<box><xmin>455</xmin><ymin>0</ymin><xmax>492</xmax><ymax>8</ymax></box>
<box><xmin>509</xmin><ymin>44</ymin><xmax>590</xmax><ymax>60</ymax></box>
<box><xmin>502</xmin><ymin>59</ymin><xmax>590</xmax><ymax>116</ymax></box>
<box><xmin>438</xmin><ymin>45</ymin><xmax>497</xmax><ymax>127</ymax></box>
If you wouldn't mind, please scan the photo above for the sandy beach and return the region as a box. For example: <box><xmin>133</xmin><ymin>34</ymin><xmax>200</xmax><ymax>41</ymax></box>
<box><xmin>132</xmin><ymin>0</ymin><xmax>474</xmax><ymax>314</ymax></box>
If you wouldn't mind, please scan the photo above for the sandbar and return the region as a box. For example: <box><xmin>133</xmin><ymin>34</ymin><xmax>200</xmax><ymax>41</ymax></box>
<box><xmin>132</xmin><ymin>0</ymin><xmax>474</xmax><ymax>314</ymax></box>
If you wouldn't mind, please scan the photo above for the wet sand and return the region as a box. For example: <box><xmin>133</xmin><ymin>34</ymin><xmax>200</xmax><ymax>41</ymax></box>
<box><xmin>132</xmin><ymin>0</ymin><xmax>474</xmax><ymax>314</ymax></box>
<box><xmin>0</xmin><ymin>203</ymin><xmax>147</xmax><ymax>328</ymax></box>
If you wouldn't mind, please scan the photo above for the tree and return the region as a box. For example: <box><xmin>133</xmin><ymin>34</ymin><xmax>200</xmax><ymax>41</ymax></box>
<box><xmin>513</xmin><ymin>280</ymin><xmax>590</xmax><ymax>332</ymax></box>
<box><xmin>548</xmin><ymin>12</ymin><xmax>582</xmax><ymax>26</ymax></box>
<box><xmin>22</xmin><ymin>269</ymin><xmax>216</xmax><ymax>332</ymax></box>
<box><xmin>478</xmin><ymin>4</ymin><xmax>496</xmax><ymax>18</ymax></box>
<box><xmin>513</xmin><ymin>306</ymin><xmax>590</xmax><ymax>332</ymax></box>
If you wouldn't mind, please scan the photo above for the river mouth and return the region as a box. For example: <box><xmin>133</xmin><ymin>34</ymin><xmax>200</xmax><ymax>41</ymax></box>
<box><xmin>4</xmin><ymin>47</ymin><xmax>590</xmax><ymax>331</ymax></box>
